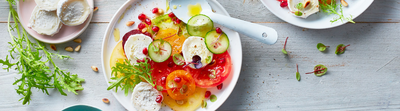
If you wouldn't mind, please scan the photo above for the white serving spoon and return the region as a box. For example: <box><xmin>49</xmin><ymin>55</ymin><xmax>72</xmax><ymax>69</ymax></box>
<box><xmin>170</xmin><ymin>0</ymin><xmax>278</xmax><ymax>45</ymax></box>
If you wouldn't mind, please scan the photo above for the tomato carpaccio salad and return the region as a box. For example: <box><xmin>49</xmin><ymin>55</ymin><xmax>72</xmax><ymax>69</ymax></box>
<box><xmin>109</xmin><ymin>6</ymin><xmax>232</xmax><ymax>111</ymax></box>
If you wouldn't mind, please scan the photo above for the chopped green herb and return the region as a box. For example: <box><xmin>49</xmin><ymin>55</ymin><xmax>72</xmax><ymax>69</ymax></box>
<box><xmin>296</xmin><ymin>64</ymin><xmax>300</xmax><ymax>81</ymax></box>
<box><xmin>206</xmin><ymin>56</ymin><xmax>212</xmax><ymax>64</ymax></box>
<box><xmin>335</xmin><ymin>44</ymin><xmax>350</xmax><ymax>55</ymax></box>
<box><xmin>209</xmin><ymin>70</ymin><xmax>216</xmax><ymax>79</ymax></box>
<box><xmin>1</xmin><ymin>1</ymin><xmax>85</xmax><ymax>105</ymax></box>
<box><xmin>107</xmin><ymin>59</ymin><xmax>154</xmax><ymax>96</ymax></box>
<box><xmin>306</xmin><ymin>64</ymin><xmax>328</xmax><ymax>77</ymax></box>
<box><xmin>156</xmin><ymin>85</ymin><xmax>164</xmax><ymax>91</ymax></box>
<box><xmin>210</xmin><ymin>94</ymin><xmax>217</xmax><ymax>102</ymax></box>
<box><xmin>282</xmin><ymin>37</ymin><xmax>289</xmax><ymax>54</ymax></box>
<box><xmin>319</xmin><ymin>0</ymin><xmax>355</xmax><ymax>23</ymax></box>
<box><xmin>201</xmin><ymin>100</ymin><xmax>207</xmax><ymax>108</ymax></box>
<box><xmin>317</xmin><ymin>43</ymin><xmax>330</xmax><ymax>51</ymax></box>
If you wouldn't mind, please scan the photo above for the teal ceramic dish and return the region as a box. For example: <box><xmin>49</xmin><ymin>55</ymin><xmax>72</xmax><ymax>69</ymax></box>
<box><xmin>62</xmin><ymin>105</ymin><xmax>101</xmax><ymax>111</ymax></box>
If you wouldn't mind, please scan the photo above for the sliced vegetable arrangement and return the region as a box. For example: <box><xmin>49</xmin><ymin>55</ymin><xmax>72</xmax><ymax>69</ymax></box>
<box><xmin>107</xmin><ymin>6</ymin><xmax>231</xmax><ymax>111</ymax></box>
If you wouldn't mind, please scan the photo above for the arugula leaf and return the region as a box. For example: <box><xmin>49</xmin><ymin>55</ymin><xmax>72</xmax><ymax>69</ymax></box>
<box><xmin>107</xmin><ymin>59</ymin><xmax>154</xmax><ymax>96</ymax></box>
<box><xmin>319</xmin><ymin>0</ymin><xmax>355</xmax><ymax>23</ymax></box>
<box><xmin>2</xmin><ymin>1</ymin><xmax>85</xmax><ymax>105</ymax></box>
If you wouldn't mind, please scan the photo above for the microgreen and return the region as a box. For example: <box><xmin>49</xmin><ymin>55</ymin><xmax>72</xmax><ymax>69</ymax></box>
<box><xmin>209</xmin><ymin>69</ymin><xmax>216</xmax><ymax>79</ymax></box>
<box><xmin>107</xmin><ymin>58</ymin><xmax>154</xmax><ymax>96</ymax></box>
<box><xmin>335</xmin><ymin>44</ymin><xmax>350</xmax><ymax>55</ymax></box>
<box><xmin>296</xmin><ymin>64</ymin><xmax>300</xmax><ymax>81</ymax></box>
<box><xmin>183</xmin><ymin>55</ymin><xmax>202</xmax><ymax>69</ymax></box>
<box><xmin>156</xmin><ymin>85</ymin><xmax>164</xmax><ymax>91</ymax></box>
<box><xmin>317</xmin><ymin>43</ymin><xmax>330</xmax><ymax>51</ymax></box>
<box><xmin>210</xmin><ymin>94</ymin><xmax>217</xmax><ymax>102</ymax></box>
<box><xmin>172</xmin><ymin>53</ymin><xmax>185</xmax><ymax>65</ymax></box>
<box><xmin>206</xmin><ymin>56</ymin><xmax>212</xmax><ymax>64</ymax></box>
<box><xmin>201</xmin><ymin>100</ymin><xmax>207</xmax><ymax>108</ymax></box>
<box><xmin>305</xmin><ymin>64</ymin><xmax>328</xmax><ymax>77</ymax></box>
<box><xmin>282</xmin><ymin>37</ymin><xmax>289</xmax><ymax>54</ymax></box>
<box><xmin>296</xmin><ymin>3</ymin><xmax>304</xmax><ymax>10</ymax></box>
<box><xmin>1</xmin><ymin>1</ymin><xmax>85</xmax><ymax>105</ymax></box>
<box><xmin>294</xmin><ymin>11</ymin><xmax>303</xmax><ymax>16</ymax></box>
<box><xmin>179</xmin><ymin>85</ymin><xmax>188</xmax><ymax>94</ymax></box>
<box><xmin>319</xmin><ymin>0</ymin><xmax>355</xmax><ymax>24</ymax></box>
<box><xmin>211</xmin><ymin>33</ymin><xmax>223</xmax><ymax>49</ymax></box>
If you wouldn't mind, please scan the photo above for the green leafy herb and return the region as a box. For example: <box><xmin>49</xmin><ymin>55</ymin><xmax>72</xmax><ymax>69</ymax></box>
<box><xmin>210</xmin><ymin>94</ymin><xmax>217</xmax><ymax>102</ymax></box>
<box><xmin>201</xmin><ymin>100</ymin><xmax>207</xmax><ymax>108</ymax></box>
<box><xmin>305</xmin><ymin>64</ymin><xmax>328</xmax><ymax>77</ymax></box>
<box><xmin>282</xmin><ymin>37</ymin><xmax>289</xmax><ymax>54</ymax></box>
<box><xmin>156</xmin><ymin>85</ymin><xmax>164</xmax><ymax>91</ymax></box>
<box><xmin>317</xmin><ymin>43</ymin><xmax>330</xmax><ymax>51</ymax></box>
<box><xmin>206</xmin><ymin>56</ymin><xmax>212</xmax><ymax>64</ymax></box>
<box><xmin>296</xmin><ymin>3</ymin><xmax>304</xmax><ymax>10</ymax></box>
<box><xmin>294</xmin><ymin>11</ymin><xmax>303</xmax><ymax>16</ymax></box>
<box><xmin>173</xmin><ymin>53</ymin><xmax>185</xmax><ymax>65</ymax></box>
<box><xmin>296</xmin><ymin>64</ymin><xmax>300</xmax><ymax>81</ymax></box>
<box><xmin>107</xmin><ymin>59</ymin><xmax>154</xmax><ymax>96</ymax></box>
<box><xmin>180</xmin><ymin>85</ymin><xmax>188</xmax><ymax>94</ymax></box>
<box><xmin>319</xmin><ymin>0</ymin><xmax>355</xmax><ymax>23</ymax></box>
<box><xmin>209</xmin><ymin>70</ymin><xmax>216</xmax><ymax>79</ymax></box>
<box><xmin>335</xmin><ymin>44</ymin><xmax>350</xmax><ymax>55</ymax></box>
<box><xmin>1</xmin><ymin>1</ymin><xmax>85</xmax><ymax>105</ymax></box>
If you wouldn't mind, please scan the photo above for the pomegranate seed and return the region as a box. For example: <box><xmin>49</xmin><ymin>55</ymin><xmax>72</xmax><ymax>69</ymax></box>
<box><xmin>172</xmin><ymin>18</ymin><xmax>177</xmax><ymax>23</ymax></box>
<box><xmin>142</xmin><ymin>48</ymin><xmax>148</xmax><ymax>55</ymax></box>
<box><xmin>161</xmin><ymin>77</ymin><xmax>166</xmax><ymax>85</ymax></box>
<box><xmin>205</xmin><ymin>91</ymin><xmax>211</xmax><ymax>98</ymax></box>
<box><xmin>138</xmin><ymin>13</ymin><xmax>146</xmax><ymax>21</ymax></box>
<box><xmin>216</xmin><ymin>27</ymin><xmax>222</xmax><ymax>34</ymax></box>
<box><xmin>152</xmin><ymin>26</ymin><xmax>160</xmax><ymax>32</ymax></box>
<box><xmin>174</xmin><ymin>77</ymin><xmax>181</xmax><ymax>83</ymax></box>
<box><xmin>168</xmin><ymin>12</ymin><xmax>175</xmax><ymax>18</ymax></box>
<box><xmin>218</xmin><ymin>58</ymin><xmax>225</xmax><ymax>64</ymax></box>
<box><xmin>175</xmin><ymin>18</ymin><xmax>181</xmax><ymax>24</ymax></box>
<box><xmin>280</xmin><ymin>1</ymin><xmax>288</xmax><ymax>7</ymax></box>
<box><xmin>155</xmin><ymin>95</ymin><xmax>163</xmax><ymax>103</ymax></box>
<box><xmin>217</xmin><ymin>83</ymin><xmax>223</xmax><ymax>90</ymax></box>
<box><xmin>145</xmin><ymin>18</ymin><xmax>152</xmax><ymax>25</ymax></box>
<box><xmin>152</xmin><ymin>7</ymin><xmax>159</xmax><ymax>14</ymax></box>
<box><xmin>168</xmin><ymin>62</ymin><xmax>174</xmax><ymax>67</ymax></box>
<box><xmin>138</xmin><ymin>23</ymin><xmax>146</xmax><ymax>30</ymax></box>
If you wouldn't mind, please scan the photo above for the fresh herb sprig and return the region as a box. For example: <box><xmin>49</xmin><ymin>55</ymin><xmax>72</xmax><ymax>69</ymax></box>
<box><xmin>282</xmin><ymin>37</ymin><xmax>289</xmax><ymax>54</ymax></box>
<box><xmin>107</xmin><ymin>59</ymin><xmax>154</xmax><ymax>96</ymax></box>
<box><xmin>317</xmin><ymin>43</ymin><xmax>330</xmax><ymax>51</ymax></box>
<box><xmin>296</xmin><ymin>64</ymin><xmax>300</xmax><ymax>81</ymax></box>
<box><xmin>1</xmin><ymin>1</ymin><xmax>85</xmax><ymax>105</ymax></box>
<box><xmin>319</xmin><ymin>0</ymin><xmax>355</xmax><ymax>23</ymax></box>
<box><xmin>305</xmin><ymin>64</ymin><xmax>328</xmax><ymax>76</ymax></box>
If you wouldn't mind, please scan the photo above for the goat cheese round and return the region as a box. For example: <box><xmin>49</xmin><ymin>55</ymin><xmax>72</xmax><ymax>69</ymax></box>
<box><xmin>57</xmin><ymin>0</ymin><xmax>90</xmax><ymax>26</ymax></box>
<box><xmin>29</xmin><ymin>6</ymin><xmax>62</xmax><ymax>36</ymax></box>
<box><xmin>182</xmin><ymin>36</ymin><xmax>213</xmax><ymax>69</ymax></box>
<box><xmin>131</xmin><ymin>82</ymin><xmax>162</xmax><ymax>111</ymax></box>
<box><xmin>124</xmin><ymin>34</ymin><xmax>153</xmax><ymax>65</ymax></box>
<box><xmin>35</xmin><ymin>0</ymin><xmax>60</xmax><ymax>11</ymax></box>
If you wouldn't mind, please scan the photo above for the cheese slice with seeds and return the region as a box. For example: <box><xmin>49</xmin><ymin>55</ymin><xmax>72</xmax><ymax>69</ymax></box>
<box><xmin>35</xmin><ymin>0</ymin><xmax>60</xmax><ymax>11</ymax></box>
<box><xmin>57</xmin><ymin>0</ymin><xmax>90</xmax><ymax>26</ymax></box>
<box><xmin>28</xmin><ymin>6</ymin><xmax>62</xmax><ymax>36</ymax></box>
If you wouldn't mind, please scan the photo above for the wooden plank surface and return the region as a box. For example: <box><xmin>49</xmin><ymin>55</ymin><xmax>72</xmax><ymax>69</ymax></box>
<box><xmin>1</xmin><ymin>0</ymin><xmax>400</xmax><ymax>111</ymax></box>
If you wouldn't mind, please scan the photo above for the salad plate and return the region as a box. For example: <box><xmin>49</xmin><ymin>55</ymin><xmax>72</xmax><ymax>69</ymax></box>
<box><xmin>101</xmin><ymin>0</ymin><xmax>242</xmax><ymax>111</ymax></box>
<box><xmin>261</xmin><ymin>0</ymin><xmax>374</xmax><ymax>29</ymax></box>
<box><xmin>17</xmin><ymin>0</ymin><xmax>94</xmax><ymax>44</ymax></box>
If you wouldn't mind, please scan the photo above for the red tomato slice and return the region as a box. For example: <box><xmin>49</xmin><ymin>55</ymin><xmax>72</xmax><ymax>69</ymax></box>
<box><xmin>186</xmin><ymin>51</ymin><xmax>232</xmax><ymax>88</ymax></box>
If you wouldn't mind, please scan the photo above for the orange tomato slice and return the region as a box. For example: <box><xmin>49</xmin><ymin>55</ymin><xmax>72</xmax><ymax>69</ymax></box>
<box><xmin>165</xmin><ymin>70</ymin><xmax>196</xmax><ymax>100</ymax></box>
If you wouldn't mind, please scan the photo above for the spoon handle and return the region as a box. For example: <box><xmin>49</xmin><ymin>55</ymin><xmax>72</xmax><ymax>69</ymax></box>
<box><xmin>207</xmin><ymin>13</ymin><xmax>278</xmax><ymax>45</ymax></box>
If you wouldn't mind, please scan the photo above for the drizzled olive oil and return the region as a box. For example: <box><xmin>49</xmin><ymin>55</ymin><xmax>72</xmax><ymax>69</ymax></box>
<box><xmin>188</xmin><ymin>3</ymin><xmax>202</xmax><ymax>17</ymax></box>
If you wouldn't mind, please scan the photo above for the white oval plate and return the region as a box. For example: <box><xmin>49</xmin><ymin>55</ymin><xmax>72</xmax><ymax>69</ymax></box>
<box><xmin>260</xmin><ymin>0</ymin><xmax>374</xmax><ymax>29</ymax></box>
<box><xmin>101</xmin><ymin>0</ymin><xmax>242</xmax><ymax>111</ymax></box>
<box><xmin>17</xmin><ymin>0</ymin><xmax>93</xmax><ymax>44</ymax></box>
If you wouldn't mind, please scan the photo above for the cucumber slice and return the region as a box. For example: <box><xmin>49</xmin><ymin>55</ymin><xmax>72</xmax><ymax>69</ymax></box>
<box><xmin>205</xmin><ymin>30</ymin><xmax>229</xmax><ymax>54</ymax></box>
<box><xmin>148</xmin><ymin>39</ymin><xmax>172</xmax><ymax>62</ymax></box>
<box><xmin>186</xmin><ymin>14</ymin><xmax>213</xmax><ymax>37</ymax></box>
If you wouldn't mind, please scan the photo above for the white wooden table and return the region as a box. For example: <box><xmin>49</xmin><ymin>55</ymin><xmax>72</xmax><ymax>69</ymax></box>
<box><xmin>1</xmin><ymin>0</ymin><xmax>400</xmax><ymax>110</ymax></box>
